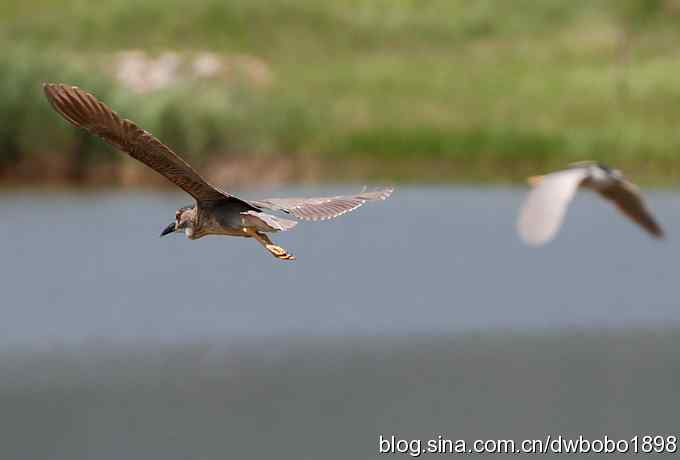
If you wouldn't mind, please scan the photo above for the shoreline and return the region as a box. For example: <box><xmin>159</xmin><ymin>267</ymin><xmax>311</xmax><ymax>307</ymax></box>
<box><xmin>2</xmin><ymin>154</ymin><xmax>680</xmax><ymax>189</ymax></box>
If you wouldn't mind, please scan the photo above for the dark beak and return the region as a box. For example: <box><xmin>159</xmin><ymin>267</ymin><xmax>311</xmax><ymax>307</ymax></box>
<box><xmin>160</xmin><ymin>222</ymin><xmax>176</xmax><ymax>237</ymax></box>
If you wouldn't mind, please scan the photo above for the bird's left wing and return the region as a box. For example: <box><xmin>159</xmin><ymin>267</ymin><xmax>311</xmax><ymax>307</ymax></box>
<box><xmin>250</xmin><ymin>188</ymin><xmax>393</xmax><ymax>221</ymax></box>
<box><xmin>517</xmin><ymin>168</ymin><xmax>589</xmax><ymax>246</ymax></box>
<box><xmin>43</xmin><ymin>83</ymin><xmax>254</xmax><ymax>208</ymax></box>
<box><xmin>598</xmin><ymin>180</ymin><xmax>664</xmax><ymax>238</ymax></box>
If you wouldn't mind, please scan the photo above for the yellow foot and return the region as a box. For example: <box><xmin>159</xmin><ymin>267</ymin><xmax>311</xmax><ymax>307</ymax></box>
<box><xmin>266</xmin><ymin>244</ymin><xmax>296</xmax><ymax>261</ymax></box>
<box><xmin>527</xmin><ymin>175</ymin><xmax>544</xmax><ymax>186</ymax></box>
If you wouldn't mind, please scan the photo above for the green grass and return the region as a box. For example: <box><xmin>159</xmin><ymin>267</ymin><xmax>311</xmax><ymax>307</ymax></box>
<box><xmin>2</xmin><ymin>0</ymin><xmax>680</xmax><ymax>183</ymax></box>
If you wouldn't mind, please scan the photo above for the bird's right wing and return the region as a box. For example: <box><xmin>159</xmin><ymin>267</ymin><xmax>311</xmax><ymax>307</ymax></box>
<box><xmin>517</xmin><ymin>168</ymin><xmax>589</xmax><ymax>246</ymax></box>
<box><xmin>598</xmin><ymin>180</ymin><xmax>664</xmax><ymax>238</ymax></box>
<box><xmin>250</xmin><ymin>188</ymin><xmax>393</xmax><ymax>221</ymax></box>
<box><xmin>43</xmin><ymin>83</ymin><xmax>236</xmax><ymax>204</ymax></box>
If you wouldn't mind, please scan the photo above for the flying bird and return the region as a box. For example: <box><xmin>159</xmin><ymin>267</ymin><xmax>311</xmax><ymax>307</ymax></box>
<box><xmin>517</xmin><ymin>161</ymin><xmax>664</xmax><ymax>246</ymax></box>
<box><xmin>44</xmin><ymin>83</ymin><xmax>393</xmax><ymax>261</ymax></box>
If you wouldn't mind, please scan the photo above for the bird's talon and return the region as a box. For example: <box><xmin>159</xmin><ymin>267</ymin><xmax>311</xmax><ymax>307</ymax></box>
<box><xmin>266</xmin><ymin>244</ymin><xmax>295</xmax><ymax>261</ymax></box>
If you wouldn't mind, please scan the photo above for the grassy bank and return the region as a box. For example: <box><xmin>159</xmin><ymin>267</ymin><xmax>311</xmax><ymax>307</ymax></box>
<box><xmin>2</xmin><ymin>0</ymin><xmax>680</xmax><ymax>184</ymax></box>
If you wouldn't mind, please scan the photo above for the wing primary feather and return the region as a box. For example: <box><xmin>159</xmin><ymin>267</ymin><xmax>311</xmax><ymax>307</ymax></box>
<box><xmin>250</xmin><ymin>187</ymin><xmax>393</xmax><ymax>221</ymax></box>
<box><xmin>43</xmin><ymin>83</ymin><xmax>256</xmax><ymax>208</ymax></box>
<box><xmin>598</xmin><ymin>181</ymin><xmax>664</xmax><ymax>238</ymax></box>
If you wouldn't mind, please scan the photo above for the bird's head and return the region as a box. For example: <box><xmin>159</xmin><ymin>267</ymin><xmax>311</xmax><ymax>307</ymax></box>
<box><xmin>596</xmin><ymin>162</ymin><xmax>624</xmax><ymax>180</ymax></box>
<box><xmin>570</xmin><ymin>161</ymin><xmax>624</xmax><ymax>182</ymax></box>
<box><xmin>160</xmin><ymin>205</ymin><xmax>196</xmax><ymax>238</ymax></box>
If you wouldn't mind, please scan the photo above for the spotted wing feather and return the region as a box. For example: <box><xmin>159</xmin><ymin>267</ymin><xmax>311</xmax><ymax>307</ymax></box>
<box><xmin>43</xmin><ymin>83</ymin><xmax>242</xmax><ymax>204</ymax></box>
<box><xmin>250</xmin><ymin>188</ymin><xmax>393</xmax><ymax>221</ymax></box>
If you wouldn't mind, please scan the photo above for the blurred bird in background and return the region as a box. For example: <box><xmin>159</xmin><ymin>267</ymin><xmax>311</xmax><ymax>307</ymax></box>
<box><xmin>517</xmin><ymin>161</ymin><xmax>664</xmax><ymax>246</ymax></box>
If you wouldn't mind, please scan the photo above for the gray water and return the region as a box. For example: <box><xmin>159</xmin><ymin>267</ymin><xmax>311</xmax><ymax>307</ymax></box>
<box><xmin>1</xmin><ymin>186</ymin><xmax>680</xmax><ymax>459</ymax></box>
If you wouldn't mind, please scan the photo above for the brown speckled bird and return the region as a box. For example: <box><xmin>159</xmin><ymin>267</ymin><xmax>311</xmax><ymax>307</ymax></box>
<box><xmin>517</xmin><ymin>161</ymin><xmax>664</xmax><ymax>246</ymax></box>
<box><xmin>44</xmin><ymin>83</ymin><xmax>393</xmax><ymax>261</ymax></box>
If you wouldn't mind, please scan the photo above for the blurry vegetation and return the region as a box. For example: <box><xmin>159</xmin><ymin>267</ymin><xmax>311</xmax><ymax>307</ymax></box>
<box><xmin>2</xmin><ymin>0</ymin><xmax>680</xmax><ymax>184</ymax></box>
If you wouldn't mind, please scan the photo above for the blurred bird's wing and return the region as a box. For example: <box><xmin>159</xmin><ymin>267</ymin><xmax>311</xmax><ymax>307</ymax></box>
<box><xmin>250</xmin><ymin>187</ymin><xmax>393</xmax><ymax>221</ymax></box>
<box><xmin>597</xmin><ymin>180</ymin><xmax>664</xmax><ymax>238</ymax></box>
<box><xmin>517</xmin><ymin>168</ymin><xmax>589</xmax><ymax>246</ymax></box>
<box><xmin>43</xmin><ymin>83</ymin><xmax>254</xmax><ymax>207</ymax></box>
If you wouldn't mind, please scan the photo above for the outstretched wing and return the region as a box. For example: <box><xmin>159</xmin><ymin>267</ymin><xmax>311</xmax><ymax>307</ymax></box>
<box><xmin>517</xmin><ymin>168</ymin><xmax>589</xmax><ymax>246</ymax></box>
<box><xmin>598</xmin><ymin>180</ymin><xmax>664</xmax><ymax>238</ymax></box>
<box><xmin>250</xmin><ymin>188</ymin><xmax>393</xmax><ymax>221</ymax></box>
<box><xmin>43</xmin><ymin>83</ymin><xmax>235</xmax><ymax>204</ymax></box>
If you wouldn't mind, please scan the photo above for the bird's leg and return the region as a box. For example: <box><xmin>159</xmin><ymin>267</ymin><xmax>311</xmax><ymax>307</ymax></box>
<box><xmin>242</xmin><ymin>227</ymin><xmax>296</xmax><ymax>261</ymax></box>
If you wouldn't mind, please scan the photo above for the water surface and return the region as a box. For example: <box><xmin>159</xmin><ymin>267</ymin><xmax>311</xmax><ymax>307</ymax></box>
<box><xmin>1</xmin><ymin>186</ymin><xmax>679</xmax><ymax>459</ymax></box>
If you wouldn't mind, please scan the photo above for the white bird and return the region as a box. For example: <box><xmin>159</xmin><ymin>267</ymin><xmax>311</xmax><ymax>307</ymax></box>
<box><xmin>517</xmin><ymin>162</ymin><xmax>664</xmax><ymax>246</ymax></box>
